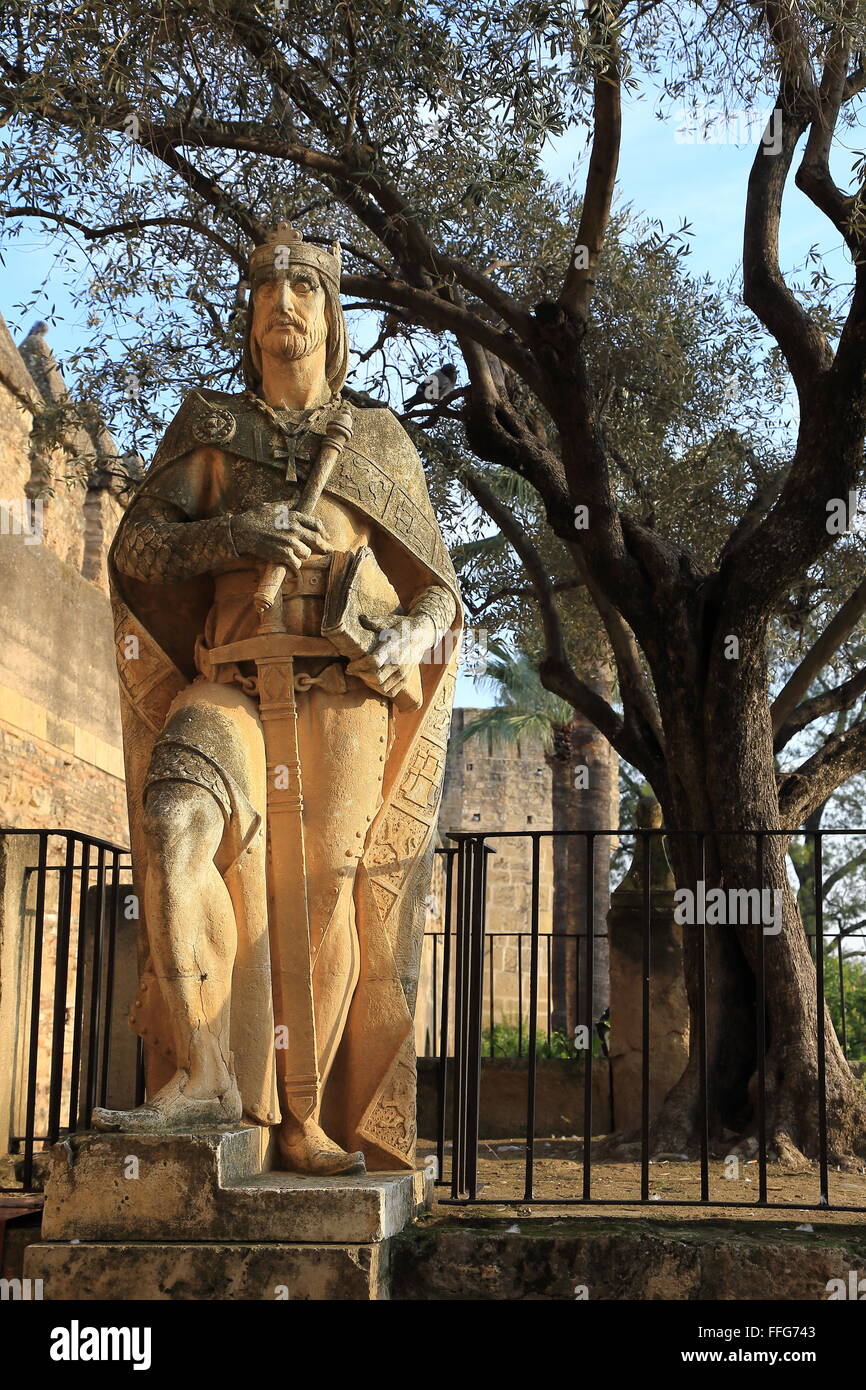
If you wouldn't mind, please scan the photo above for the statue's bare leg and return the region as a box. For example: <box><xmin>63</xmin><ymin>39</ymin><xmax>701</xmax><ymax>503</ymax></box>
<box><xmin>93</xmin><ymin>781</ymin><xmax>242</xmax><ymax>1132</ymax></box>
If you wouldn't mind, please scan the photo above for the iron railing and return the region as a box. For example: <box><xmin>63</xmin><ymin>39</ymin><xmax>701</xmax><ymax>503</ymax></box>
<box><xmin>431</xmin><ymin>828</ymin><xmax>866</xmax><ymax>1212</ymax></box>
<box><xmin>420</xmin><ymin>928</ymin><xmax>611</xmax><ymax>1057</ymax></box>
<box><xmin>0</xmin><ymin>829</ymin><xmax>140</xmax><ymax>1191</ymax></box>
<box><xmin>2</xmin><ymin>825</ymin><xmax>865</xmax><ymax>1211</ymax></box>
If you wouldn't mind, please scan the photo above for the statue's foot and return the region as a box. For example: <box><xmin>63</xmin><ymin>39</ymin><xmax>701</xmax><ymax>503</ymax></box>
<box><xmin>92</xmin><ymin>1069</ymin><xmax>242</xmax><ymax>1134</ymax></box>
<box><xmin>276</xmin><ymin>1119</ymin><xmax>366</xmax><ymax>1177</ymax></box>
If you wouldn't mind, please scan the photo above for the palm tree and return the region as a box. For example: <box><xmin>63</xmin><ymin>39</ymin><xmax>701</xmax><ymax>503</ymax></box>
<box><xmin>460</xmin><ymin>645</ymin><xmax>617</xmax><ymax>1035</ymax></box>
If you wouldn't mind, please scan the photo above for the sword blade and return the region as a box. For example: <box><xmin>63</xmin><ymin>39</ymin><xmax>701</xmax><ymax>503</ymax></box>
<box><xmin>256</xmin><ymin>651</ymin><xmax>320</xmax><ymax>1124</ymax></box>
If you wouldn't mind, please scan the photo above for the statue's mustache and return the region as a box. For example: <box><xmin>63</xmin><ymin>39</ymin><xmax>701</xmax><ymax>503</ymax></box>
<box><xmin>267</xmin><ymin>315</ymin><xmax>305</xmax><ymax>333</ymax></box>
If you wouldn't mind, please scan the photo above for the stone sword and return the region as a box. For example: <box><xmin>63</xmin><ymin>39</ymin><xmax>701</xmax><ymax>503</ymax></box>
<box><xmin>211</xmin><ymin>403</ymin><xmax>353</xmax><ymax>1129</ymax></box>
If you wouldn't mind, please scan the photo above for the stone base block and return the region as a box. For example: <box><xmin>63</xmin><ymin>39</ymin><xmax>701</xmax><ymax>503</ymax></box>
<box><xmin>25</xmin><ymin>1239</ymin><xmax>391</xmax><ymax>1300</ymax></box>
<box><xmin>26</xmin><ymin>1128</ymin><xmax>431</xmax><ymax>1299</ymax></box>
<box><xmin>40</xmin><ymin>1128</ymin><xmax>432</xmax><ymax>1244</ymax></box>
<box><xmin>391</xmin><ymin>1216</ymin><xmax>866</xmax><ymax>1300</ymax></box>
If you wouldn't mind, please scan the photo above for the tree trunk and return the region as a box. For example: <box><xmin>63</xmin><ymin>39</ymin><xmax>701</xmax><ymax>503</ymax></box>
<box><xmin>645</xmin><ymin>614</ymin><xmax>866</xmax><ymax>1164</ymax></box>
<box><xmin>467</xmin><ymin>293</ymin><xmax>866</xmax><ymax>1164</ymax></box>
<box><xmin>550</xmin><ymin>664</ymin><xmax>617</xmax><ymax>1038</ymax></box>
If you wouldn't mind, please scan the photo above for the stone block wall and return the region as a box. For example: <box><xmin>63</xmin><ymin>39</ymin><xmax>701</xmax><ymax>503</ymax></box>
<box><xmin>0</xmin><ymin>313</ymin><xmax>132</xmax><ymax>1164</ymax></box>
<box><xmin>416</xmin><ymin>708</ymin><xmax>559</xmax><ymax>1053</ymax></box>
<box><xmin>0</xmin><ymin>536</ymin><xmax>126</xmax><ymax>844</ymax></box>
<box><xmin>0</xmin><ymin>314</ymin><xmax>128</xmax><ymax>845</ymax></box>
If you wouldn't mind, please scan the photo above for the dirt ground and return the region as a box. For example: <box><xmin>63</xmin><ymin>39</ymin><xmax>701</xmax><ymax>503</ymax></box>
<box><xmin>418</xmin><ymin>1136</ymin><xmax>866</xmax><ymax>1223</ymax></box>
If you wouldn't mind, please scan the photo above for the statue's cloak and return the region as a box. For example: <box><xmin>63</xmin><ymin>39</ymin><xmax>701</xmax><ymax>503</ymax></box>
<box><xmin>109</xmin><ymin>390</ymin><xmax>461</xmax><ymax>1169</ymax></box>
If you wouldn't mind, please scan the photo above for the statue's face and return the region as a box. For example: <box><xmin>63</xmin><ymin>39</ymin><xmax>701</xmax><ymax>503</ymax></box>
<box><xmin>251</xmin><ymin>268</ymin><xmax>328</xmax><ymax>371</ymax></box>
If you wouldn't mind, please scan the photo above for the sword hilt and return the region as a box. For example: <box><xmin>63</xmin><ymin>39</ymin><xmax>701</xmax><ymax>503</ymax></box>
<box><xmin>254</xmin><ymin>403</ymin><xmax>354</xmax><ymax>627</ymax></box>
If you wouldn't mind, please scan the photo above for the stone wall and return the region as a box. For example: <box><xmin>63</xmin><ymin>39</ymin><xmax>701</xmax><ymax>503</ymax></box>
<box><xmin>416</xmin><ymin>1056</ymin><xmax>611</xmax><ymax>1140</ymax></box>
<box><xmin>0</xmin><ymin>538</ymin><xmax>126</xmax><ymax>840</ymax></box>
<box><xmin>0</xmin><ymin>314</ymin><xmax>129</xmax><ymax>845</ymax></box>
<box><xmin>0</xmin><ymin>317</ymin><xmax>35</xmax><ymax>502</ymax></box>
<box><xmin>392</xmin><ymin>1219</ymin><xmax>866</xmax><ymax>1302</ymax></box>
<box><xmin>416</xmin><ymin>708</ymin><xmax>557</xmax><ymax>1053</ymax></box>
<box><xmin>0</xmin><ymin>314</ymin><xmax>132</xmax><ymax>1164</ymax></box>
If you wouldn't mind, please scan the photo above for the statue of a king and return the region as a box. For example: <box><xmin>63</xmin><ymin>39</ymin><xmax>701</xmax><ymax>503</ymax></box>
<box><xmin>93</xmin><ymin>222</ymin><xmax>462</xmax><ymax>1176</ymax></box>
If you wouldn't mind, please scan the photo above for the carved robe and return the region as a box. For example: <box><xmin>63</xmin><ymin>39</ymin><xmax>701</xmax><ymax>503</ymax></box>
<box><xmin>109</xmin><ymin>390</ymin><xmax>462</xmax><ymax>1169</ymax></box>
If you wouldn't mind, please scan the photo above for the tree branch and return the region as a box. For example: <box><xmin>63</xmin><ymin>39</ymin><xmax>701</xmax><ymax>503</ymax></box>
<box><xmin>454</xmin><ymin>337</ymin><xmax>573</xmax><ymax>513</ymax></box>
<box><xmin>205</xmin><ymin>7</ymin><xmax>536</xmax><ymax>338</ymax></box>
<box><xmin>795</xmin><ymin>12</ymin><xmax>860</xmax><ymax>256</ymax></box>
<box><xmin>823</xmin><ymin>847</ymin><xmax>866</xmax><ymax>897</ymax></box>
<box><xmin>559</xmin><ymin>5</ymin><xmax>622</xmax><ymax>321</ymax></box>
<box><xmin>778</xmin><ymin>718</ymin><xmax>866</xmax><ymax>825</ymax></box>
<box><xmin>717</xmin><ymin>464</ymin><xmax>788</xmax><ymax>564</ymax></box>
<box><xmin>460</xmin><ymin>462</ymin><xmax>654</xmax><ymax>776</ymax></box>
<box><xmin>772</xmin><ymin>576</ymin><xmax>866</xmax><ymax>736</ymax></box>
<box><xmin>343</xmin><ymin>272</ymin><xmax>545</xmax><ymax>395</ymax></box>
<box><xmin>461</xmin><ymin>577</ymin><xmax>584</xmax><ymax>621</ymax></box>
<box><xmin>2</xmin><ymin>205</ymin><xmax>245</xmax><ymax>268</ymax></box>
<box><xmin>565</xmin><ymin>536</ymin><xmax>666</xmax><ymax>760</ymax></box>
<box><xmin>742</xmin><ymin>80</ymin><xmax>832</xmax><ymax>393</ymax></box>
<box><xmin>774</xmin><ymin>666</ymin><xmax>866</xmax><ymax>750</ymax></box>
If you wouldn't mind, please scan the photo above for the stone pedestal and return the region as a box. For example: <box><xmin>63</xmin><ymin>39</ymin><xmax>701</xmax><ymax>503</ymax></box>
<box><xmin>24</xmin><ymin>1128</ymin><xmax>432</xmax><ymax>1300</ymax></box>
<box><xmin>607</xmin><ymin>800</ymin><xmax>689</xmax><ymax>1133</ymax></box>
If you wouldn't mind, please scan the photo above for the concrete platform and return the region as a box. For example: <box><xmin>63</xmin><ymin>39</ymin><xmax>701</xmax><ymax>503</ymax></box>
<box><xmin>26</xmin><ymin>1239</ymin><xmax>391</xmax><ymax>1300</ymax></box>
<box><xmin>38</xmin><ymin>1128</ymin><xmax>431</xmax><ymax>1244</ymax></box>
<box><xmin>25</xmin><ymin>1128</ymin><xmax>432</xmax><ymax>1299</ymax></box>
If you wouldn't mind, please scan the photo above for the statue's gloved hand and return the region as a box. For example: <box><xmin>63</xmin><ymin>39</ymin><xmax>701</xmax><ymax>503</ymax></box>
<box><xmin>230</xmin><ymin>502</ymin><xmax>333</xmax><ymax>570</ymax></box>
<box><xmin>346</xmin><ymin>615</ymin><xmax>435</xmax><ymax>699</ymax></box>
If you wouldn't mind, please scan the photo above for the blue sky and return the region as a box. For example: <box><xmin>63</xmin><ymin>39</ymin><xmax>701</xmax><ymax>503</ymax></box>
<box><xmin>1</xmin><ymin>89</ymin><xmax>861</xmax><ymax>707</ymax></box>
<box><xmin>6</xmin><ymin>95</ymin><xmax>850</xmax><ymax>350</ymax></box>
<box><xmin>551</xmin><ymin>91</ymin><xmax>856</xmax><ymax>295</ymax></box>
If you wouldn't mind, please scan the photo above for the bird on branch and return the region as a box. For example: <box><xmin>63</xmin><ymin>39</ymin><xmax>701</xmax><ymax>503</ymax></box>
<box><xmin>403</xmin><ymin>362</ymin><xmax>457</xmax><ymax>407</ymax></box>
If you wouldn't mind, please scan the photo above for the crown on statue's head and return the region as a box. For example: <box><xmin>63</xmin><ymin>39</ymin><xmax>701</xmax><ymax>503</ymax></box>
<box><xmin>248</xmin><ymin>220</ymin><xmax>342</xmax><ymax>292</ymax></box>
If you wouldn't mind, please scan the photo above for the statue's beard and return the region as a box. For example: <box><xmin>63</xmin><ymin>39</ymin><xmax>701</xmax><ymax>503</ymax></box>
<box><xmin>256</xmin><ymin>313</ymin><xmax>328</xmax><ymax>367</ymax></box>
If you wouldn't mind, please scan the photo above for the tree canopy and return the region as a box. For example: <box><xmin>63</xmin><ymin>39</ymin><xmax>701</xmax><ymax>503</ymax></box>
<box><xmin>5</xmin><ymin>0</ymin><xmax>866</xmax><ymax>1157</ymax></box>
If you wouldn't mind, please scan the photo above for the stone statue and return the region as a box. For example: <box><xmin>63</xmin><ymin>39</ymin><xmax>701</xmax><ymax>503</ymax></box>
<box><xmin>93</xmin><ymin>223</ymin><xmax>461</xmax><ymax>1175</ymax></box>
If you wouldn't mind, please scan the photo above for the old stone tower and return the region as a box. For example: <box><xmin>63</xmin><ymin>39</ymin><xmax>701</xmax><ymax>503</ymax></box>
<box><xmin>0</xmin><ymin>315</ymin><xmax>133</xmax><ymax>844</ymax></box>
<box><xmin>414</xmin><ymin>708</ymin><xmax>557</xmax><ymax>1051</ymax></box>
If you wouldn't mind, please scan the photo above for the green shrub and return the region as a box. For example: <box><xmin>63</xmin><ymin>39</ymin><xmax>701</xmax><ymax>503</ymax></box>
<box><xmin>824</xmin><ymin>952</ymin><xmax>866</xmax><ymax>1061</ymax></box>
<box><xmin>481</xmin><ymin>1019</ymin><xmax>604</xmax><ymax>1059</ymax></box>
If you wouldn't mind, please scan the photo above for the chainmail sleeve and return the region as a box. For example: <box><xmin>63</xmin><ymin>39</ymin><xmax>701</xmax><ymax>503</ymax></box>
<box><xmin>114</xmin><ymin>495</ymin><xmax>239</xmax><ymax>583</ymax></box>
<box><xmin>408</xmin><ymin>584</ymin><xmax>458</xmax><ymax>641</ymax></box>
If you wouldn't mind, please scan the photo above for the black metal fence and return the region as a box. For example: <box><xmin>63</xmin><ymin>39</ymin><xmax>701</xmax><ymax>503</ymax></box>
<box><xmin>421</xmin><ymin>919</ymin><xmax>865</xmax><ymax>1060</ymax></box>
<box><xmin>2</xmin><ymin>825</ymin><xmax>866</xmax><ymax>1212</ymax></box>
<box><xmin>430</xmin><ymin>829</ymin><xmax>866</xmax><ymax>1212</ymax></box>
<box><xmin>0</xmin><ymin>828</ymin><xmax>140</xmax><ymax>1191</ymax></box>
<box><xmin>419</xmin><ymin>847</ymin><xmax>866</xmax><ymax>1062</ymax></box>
